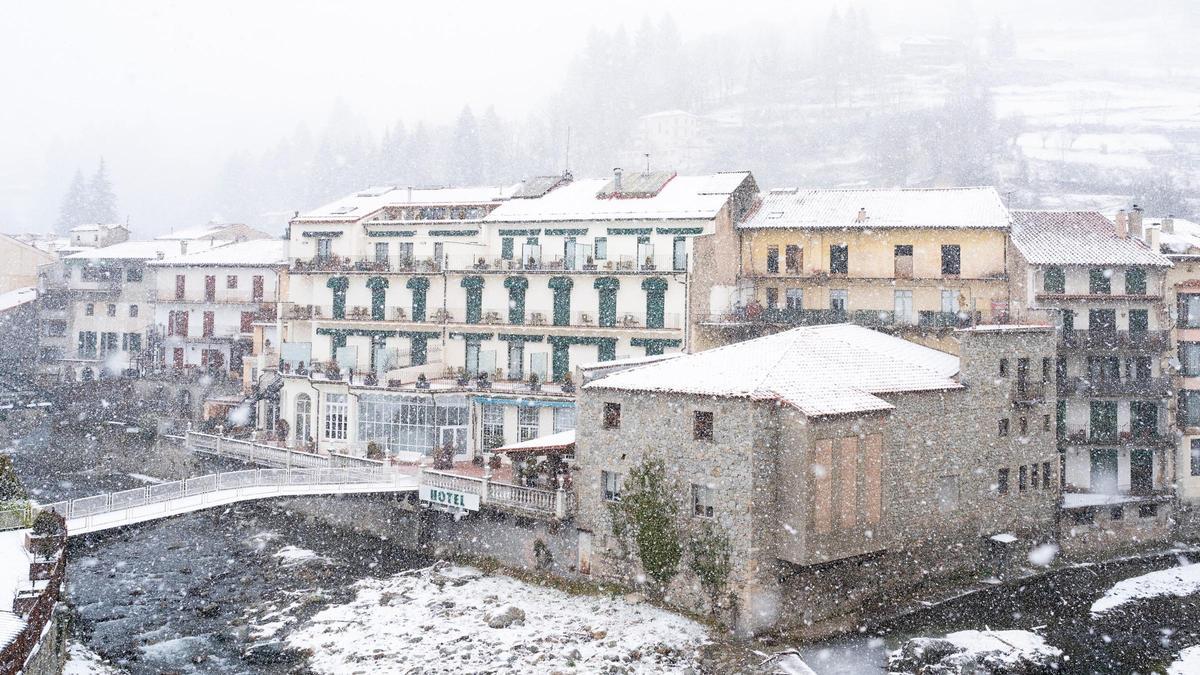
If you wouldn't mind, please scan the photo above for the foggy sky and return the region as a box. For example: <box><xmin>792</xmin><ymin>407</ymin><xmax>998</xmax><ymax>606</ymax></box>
<box><xmin>0</xmin><ymin>0</ymin><xmax>1192</xmax><ymax>233</ymax></box>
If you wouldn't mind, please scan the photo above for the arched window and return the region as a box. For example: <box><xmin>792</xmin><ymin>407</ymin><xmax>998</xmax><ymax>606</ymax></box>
<box><xmin>295</xmin><ymin>394</ymin><xmax>312</xmax><ymax>443</ymax></box>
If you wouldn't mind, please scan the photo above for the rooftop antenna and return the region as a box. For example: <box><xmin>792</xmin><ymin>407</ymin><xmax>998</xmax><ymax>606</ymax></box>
<box><xmin>564</xmin><ymin>125</ymin><xmax>571</xmax><ymax>175</ymax></box>
<box><xmin>644</xmin><ymin>153</ymin><xmax>650</xmax><ymax>173</ymax></box>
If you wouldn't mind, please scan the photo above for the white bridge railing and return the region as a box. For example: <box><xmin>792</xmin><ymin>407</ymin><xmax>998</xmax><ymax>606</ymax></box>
<box><xmin>37</xmin><ymin>466</ymin><xmax>416</xmax><ymax>535</ymax></box>
<box><xmin>182</xmin><ymin>431</ymin><xmax>385</xmax><ymax>470</ymax></box>
<box><xmin>421</xmin><ymin>469</ymin><xmax>574</xmax><ymax>519</ymax></box>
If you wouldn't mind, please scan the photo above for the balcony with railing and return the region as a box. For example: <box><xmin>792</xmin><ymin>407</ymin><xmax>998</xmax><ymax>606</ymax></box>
<box><xmin>290</xmin><ymin>255</ymin><xmax>443</xmax><ymax>274</ymax></box>
<box><xmin>1059</xmin><ymin>375</ymin><xmax>1173</xmax><ymax>398</ymax></box>
<box><xmin>1060</xmin><ymin>428</ymin><xmax>1173</xmax><ymax>448</ymax></box>
<box><xmin>157</xmin><ymin>291</ymin><xmax>270</xmax><ymax>305</ymax></box>
<box><xmin>421</xmin><ymin>468</ymin><xmax>574</xmax><ymax>520</ymax></box>
<box><xmin>446</xmin><ymin>253</ymin><xmax>685</xmax><ymax>274</ymax></box>
<box><xmin>1012</xmin><ymin>379</ymin><xmax>1048</xmax><ymax>405</ymax></box>
<box><xmin>1059</xmin><ymin>330</ymin><xmax>1169</xmax><ymax>351</ymax></box>
<box><xmin>700</xmin><ymin>307</ymin><xmax>980</xmax><ymax>330</ymax></box>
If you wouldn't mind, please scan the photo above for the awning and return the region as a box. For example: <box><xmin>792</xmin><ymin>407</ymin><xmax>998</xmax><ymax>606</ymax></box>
<box><xmin>494</xmin><ymin>429</ymin><xmax>575</xmax><ymax>455</ymax></box>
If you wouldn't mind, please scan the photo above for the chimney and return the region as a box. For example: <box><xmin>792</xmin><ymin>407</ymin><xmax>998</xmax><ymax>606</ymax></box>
<box><xmin>1163</xmin><ymin>214</ymin><xmax>1175</xmax><ymax>234</ymax></box>
<box><xmin>1115</xmin><ymin>209</ymin><xmax>1128</xmax><ymax>238</ymax></box>
<box><xmin>1146</xmin><ymin>223</ymin><xmax>1162</xmax><ymax>253</ymax></box>
<box><xmin>613</xmin><ymin>167</ymin><xmax>623</xmax><ymax>192</ymax></box>
<box><xmin>180</xmin><ymin>241</ymin><xmax>188</xmax><ymax>255</ymax></box>
<box><xmin>407</xmin><ymin>186</ymin><xmax>413</xmax><ymax>202</ymax></box>
<box><xmin>855</xmin><ymin>207</ymin><xmax>868</xmax><ymax>223</ymax></box>
<box><xmin>1130</xmin><ymin>204</ymin><xmax>1144</xmax><ymax>241</ymax></box>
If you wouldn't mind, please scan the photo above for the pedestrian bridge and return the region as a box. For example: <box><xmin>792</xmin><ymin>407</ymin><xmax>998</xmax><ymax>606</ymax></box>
<box><xmin>37</xmin><ymin>467</ymin><xmax>419</xmax><ymax>535</ymax></box>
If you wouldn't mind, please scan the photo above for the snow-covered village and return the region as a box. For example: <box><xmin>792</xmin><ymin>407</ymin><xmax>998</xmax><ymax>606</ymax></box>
<box><xmin>3</xmin><ymin>1</ymin><xmax>1200</xmax><ymax>673</ymax></box>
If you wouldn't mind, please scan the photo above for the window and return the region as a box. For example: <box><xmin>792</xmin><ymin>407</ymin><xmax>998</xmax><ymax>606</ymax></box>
<box><xmin>594</xmin><ymin>237</ymin><xmax>607</xmax><ymax>260</ymax></box>
<box><xmin>518</xmin><ymin>406</ymin><xmax>539</xmax><ymax>441</ymax></box>
<box><xmin>936</xmin><ymin>475</ymin><xmax>959</xmax><ymax>512</ymax></box>
<box><xmin>766</xmin><ymin>246</ymin><xmax>779</xmax><ymax>274</ymax></box>
<box><xmin>482</xmin><ymin>404</ymin><xmax>505</xmax><ymax>449</ymax></box>
<box><xmin>785</xmin><ymin>288</ymin><xmax>803</xmax><ymax>310</ymax></box>
<box><xmin>465</xmin><ymin>340</ymin><xmax>480</xmax><ymax>376</ymax></box>
<box><xmin>129</xmin><ymin>304</ymin><xmax>139</xmax><ymax>318</ymax></box>
<box><xmin>77</xmin><ymin>331</ymin><xmax>97</xmax><ymax>357</ymax></box>
<box><xmin>692</xmin><ymin>484</ymin><xmax>714</xmax><ymax>518</ymax></box>
<box><xmin>1019</xmin><ymin>417</ymin><xmax>1028</xmax><ymax>435</ymax></box>
<box><xmin>1111</xmin><ymin>506</ymin><xmax>1124</xmax><ymax>521</ymax></box>
<box><xmin>316</xmin><ymin>238</ymin><xmax>333</xmax><ymax>259</ymax></box>
<box><xmin>785</xmin><ymin>245</ymin><xmax>802</xmax><ymax>274</ymax></box>
<box><xmin>894</xmin><ymin>290</ymin><xmax>913</xmax><ymax>324</ymax></box>
<box><xmin>940</xmin><ymin>245</ymin><xmax>961</xmax><ymax>275</ymax></box>
<box><xmin>672</xmin><ymin>237</ymin><xmax>686</xmax><ymax>271</ymax></box>
<box><xmin>357</xmin><ymin>394</ymin><xmax>465</xmax><ymax>456</ymax></box>
<box><xmin>43</xmin><ymin>320</ymin><xmax>66</xmax><ymax>337</ymax></box>
<box><xmin>1126</xmin><ymin>268</ymin><xmax>1147</xmax><ymax>295</ymax></box>
<box><xmin>226</xmin><ymin>275</ymin><xmax>238</xmax><ymax>289</ymax></box>
<box><xmin>1031</xmin><ymin>463</ymin><xmax>1040</xmax><ymax>489</ymax></box>
<box><xmin>694</xmin><ymin>411</ymin><xmax>714</xmax><ymax>441</ymax></box>
<box><xmin>1069</xmin><ymin>510</ymin><xmax>1095</xmax><ymax>526</ymax></box>
<box><xmin>1042</xmin><ymin>357</ymin><xmax>1052</xmax><ymax>383</ymax></box>
<box><xmin>175</xmin><ymin>274</ymin><xmax>185</xmax><ymax>300</ymax></box>
<box><xmin>1090</xmin><ymin>400</ymin><xmax>1118</xmax><ymax>441</ymax></box>
<box><xmin>998</xmin><ymin>418</ymin><xmax>1009</xmax><ymax>437</ymax></box>
<box><xmin>100</xmin><ymin>332</ymin><xmax>118</xmax><ymax>353</ymax></box>
<box><xmin>553</xmin><ymin>406</ymin><xmax>576</xmax><ymax>433</ymax></box>
<box><xmin>603</xmin><ymin>402</ymin><xmax>621</xmax><ymax>429</ymax></box>
<box><xmin>204</xmin><ymin>275</ymin><xmax>216</xmax><ymax>301</ymax></box>
<box><xmin>240</xmin><ymin>312</ymin><xmax>255</xmax><ymax>333</ymax></box>
<box><xmin>84</xmin><ymin>303</ymin><xmax>94</xmax><ymax>316</ymax></box>
<box><xmin>602</xmin><ymin>470</ymin><xmax>622</xmax><ymax>502</ymax></box>
<box><xmin>1089</xmin><ymin>268</ymin><xmax>1111</xmax><ymax>294</ymax></box>
<box><xmin>829</xmin><ymin>245</ymin><xmax>848</xmax><ymax>275</ymax></box>
<box><xmin>202</xmin><ymin>311</ymin><xmax>215</xmax><ymax>338</ymax></box>
<box><xmin>1129</xmin><ymin>309</ymin><xmax>1149</xmax><ymax>333</ymax></box>
<box><xmin>999</xmin><ymin>358</ymin><xmax>1009</xmax><ymax>376</ymax></box>
<box><xmin>1019</xmin><ymin>465</ymin><xmax>1028</xmax><ymax>492</ymax></box>
<box><xmin>375</xmin><ymin>242</ymin><xmax>389</xmax><ymax>264</ymax></box>
<box><xmin>252</xmin><ymin>276</ymin><xmax>264</xmax><ymax>301</ymax></box>
<box><xmin>1043</xmin><ymin>266</ymin><xmax>1065</xmax><ymax>294</ymax></box>
<box><xmin>1043</xmin><ymin>461</ymin><xmax>1051</xmax><ymax>489</ymax></box>
<box><xmin>940</xmin><ymin>290</ymin><xmax>960</xmax><ymax>313</ymax></box>
<box><xmin>507</xmin><ymin>341</ymin><xmax>524</xmax><ymax>380</ymax></box>
<box><xmin>122</xmin><ymin>333</ymin><xmax>142</xmax><ymax>352</ymax></box>
<box><xmin>126</xmin><ymin>267</ymin><xmax>143</xmax><ymax>282</ymax></box>
<box><xmin>1192</xmin><ymin>439</ymin><xmax>1200</xmax><ymax>477</ymax></box>
<box><xmin>168</xmin><ymin>310</ymin><xmax>188</xmax><ymax>337</ymax></box>
<box><xmin>106</xmin><ymin>303</ymin><xmax>116</xmax><ymax>317</ymax></box>
<box><xmin>829</xmin><ymin>289</ymin><xmax>848</xmax><ymax>312</ymax></box>
<box><xmin>1139</xmin><ymin>503</ymin><xmax>1158</xmax><ymax>518</ymax></box>
<box><xmin>997</xmin><ymin>468</ymin><xmax>1009</xmax><ymax>495</ymax></box>
<box><xmin>323</xmin><ymin>393</ymin><xmax>348</xmax><ymax>440</ymax></box>
<box><xmin>1043</xmin><ymin>414</ymin><xmax>1051</xmax><ymax>432</ymax></box>
<box><xmin>1062</xmin><ymin>308</ymin><xmax>1075</xmax><ymax>332</ymax></box>
<box><xmin>1180</xmin><ymin>294</ymin><xmax>1200</xmax><ymax>328</ymax></box>
<box><xmin>1182</xmin><ymin>391</ymin><xmax>1200</xmax><ymax>428</ymax></box>
<box><xmin>765</xmin><ymin>288</ymin><xmax>778</xmax><ymax>309</ymax></box>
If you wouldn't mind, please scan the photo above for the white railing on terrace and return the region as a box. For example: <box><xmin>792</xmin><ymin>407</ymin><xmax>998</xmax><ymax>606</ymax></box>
<box><xmin>184</xmin><ymin>431</ymin><xmax>385</xmax><ymax>470</ymax></box>
<box><xmin>420</xmin><ymin>469</ymin><xmax>574</xmax><ymax>519</ymax></box>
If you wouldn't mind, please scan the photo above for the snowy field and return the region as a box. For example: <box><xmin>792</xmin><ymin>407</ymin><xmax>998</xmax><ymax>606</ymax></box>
<box><xmin>285</xmin><ymin>562</ymin><xmax>709</xmax><ymax>674</ymax></box>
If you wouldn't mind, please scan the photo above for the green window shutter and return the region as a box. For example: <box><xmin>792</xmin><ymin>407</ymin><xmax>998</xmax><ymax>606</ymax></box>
<box><xmin>406</xmin><ymin>277</ymin><xmax>430</xmax><ymax>322</ymax></box>
<box><xmin>410</xmin><ymin>335</ymin><xmax>428</xmax><ymax>366</ymax></box>
<box><xmin>326</xmin><ymin>276</ymin><xmax>350</xmax><ymax>319</ymax></box>
<box><xmin>552</xmin><ymin>342</ymin><xmax>570</xmax><ymax>381</ymax></box>
<box><xmin>641</xmin><ymin>277</ymin><xmax>668</xmax><ymax>329</ymax></box>
<box><xmin>504</xmin><ymin>276</ymin><xmax>528</xmax><ymax>325</ymax></box>
<box><xmin>461</xmin><ymin>276</ymin><xmax>485</xmax><ymax>324</ymax></box>
<box><xmin>597</xmin><ymin>339</ymin><xmax>616</xmax><ymax>362</ymax></box>
<box><xmin>643</xmin><ymin>341</ymin><xmax>665</xmax><ymax>356</ymax></box>
<box><xmin>549</xmin><ymin>276</ymin><xmax>574</xmax><ymax>326</ymax></box>
<box><xmin>330</xmin><ymin>331</ymin><xmax>347</xmax><ymax>352</ymax></box>
<box><xmin>594</xmin><ymin>277</ymin><xmax>620</xmax><ymax>328</ymax></box>
<box><xmin>501</xmin><ymin>237</ymin><xmax>514</xmax><ymax>260</ymax></box>
<box><xmin>366</xmin><ymin>277</ymin><xmax>389</xmax><ymax>320</ymax></box>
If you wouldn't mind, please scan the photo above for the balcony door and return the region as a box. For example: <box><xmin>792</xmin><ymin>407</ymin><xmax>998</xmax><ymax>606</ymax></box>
<box><xmin>1089</xmin><ymin>309</ymin><xmax>1116</xmax><ymax>334</ymax></box>
<box><xmin>1089</xmin><ymin>448</ymin><xmax>1118</xmax><ymax>493</ymax></box>
<box><xmin>1130</xmin><ymin>449</ymin><xmax>1153</xmax><ymax>493</ymax></box>
<box><xmin>894</xmin><ymin>290</ymin><xmax>914</xmax><ymax>324</ymax></box>
<box><xmin>564</xmin><ymin>238</ymin><xmax>577</xmax><ymax>270</ymax></box>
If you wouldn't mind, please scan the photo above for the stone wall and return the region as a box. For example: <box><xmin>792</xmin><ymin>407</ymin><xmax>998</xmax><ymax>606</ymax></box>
<box><xmin>19</xmin><ymin>608</ymin><xmax>68</xmax><ymax>675</ymax></box>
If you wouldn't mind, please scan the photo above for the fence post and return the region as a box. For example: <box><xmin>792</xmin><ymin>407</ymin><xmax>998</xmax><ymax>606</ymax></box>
<box><xmin>214</xmin><ymin>434</ymin><xmax>222</xmax><ymax>457</ymax></box>
<box><xmin>480</xmin><ymin>474</ymin><xmax>490</xmax><ymax>505</ymax></box>
<box><xmin>555</xmin><ymin>487</ymin><xmax>566</xmax><ymax>520</ymax></box>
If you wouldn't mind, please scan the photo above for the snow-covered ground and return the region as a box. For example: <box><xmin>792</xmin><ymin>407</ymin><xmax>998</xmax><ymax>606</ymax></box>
<box><xmin>1169</xmin><ymin>644</ymin><xmax>1200</xmax><ymax>675</ymax></box>
<box><xmin>1090</xmin><ymin>559</ymin><xmax>1200</xmax><ymax>616</ymax></box>
<box><xmin>888</xmin><ymin>629</ymin><xmax>1062</xmax><ymax>673</ymax></box>
<box><xmin>284</xmin><ymin>562</ymin><xmax>709</xmax><ymax>674</ymax></box>
<box><xmin>62</xmin><ymin>641</ymin><xmax>121</xmax><ymax>674</ymax></box>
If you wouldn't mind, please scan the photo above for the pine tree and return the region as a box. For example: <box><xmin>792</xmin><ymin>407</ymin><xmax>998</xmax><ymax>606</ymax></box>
<box><xmin>55</xmin><ymin>169</ymin><xmax>90</xmax><ymax>234</ymax></box>
<box><xmin>88</xmin><ymin>158</ymin><xmax>118</xmax><ymax>223</ymax></box>
<box><xmin>450</xmin><ymin>106</ymin><xmax>482</xmax><ymax>185</ymax></box>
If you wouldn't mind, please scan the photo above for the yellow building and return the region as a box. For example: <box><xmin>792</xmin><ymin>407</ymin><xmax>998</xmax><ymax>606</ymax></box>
<box><xmin>697</xmin><ymin>187</ymin><xmax>1012</xmax><ymax>348</ymax></box>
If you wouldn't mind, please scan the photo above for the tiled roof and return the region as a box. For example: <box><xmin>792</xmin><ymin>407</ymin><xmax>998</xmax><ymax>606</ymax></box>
<box><xmin>585</xmin><ymin>324</ymin><xmax>961</xmax><ymax>417</ymax></box>
<box><xmin>739</xmin><ymin>186</ymin><xmax>1009</xmax><ymax>230</ymax></box>
<box><xmin>1010</xmin><ymin>210</ymin><xmax>1172</xmax><ymax>266</ymax></box>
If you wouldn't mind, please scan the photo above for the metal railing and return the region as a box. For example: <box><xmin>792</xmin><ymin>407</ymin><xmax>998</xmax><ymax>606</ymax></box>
<box><xmin>185</xmin><ymin>431</ymin><xmax>385</xmax><ymax>469</ymax></box>
<box><xmin>38</xmin><ymin>466</ymin><xmax>407</xmax><ymax>524</ymax></box>
<box><xmin>421</xmin><ymin>468</ymin><xmax>574</xmax><ymax>519</ymax></box>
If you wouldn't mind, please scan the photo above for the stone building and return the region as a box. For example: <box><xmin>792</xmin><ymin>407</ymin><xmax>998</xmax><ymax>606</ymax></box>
<box><xmin>0</xmin><ymin>234</ymin><xmax>56</xmax><ymax>296</ymax></box>
<box><xmin>573</xmin><ymin>324</ymin><xmax>1058</xmax><ymax>634</ymax></box>
<box><xmin>274</xmin><ymin>170</ymin><xmax>758</xmax><ymax>460</ymax></box>
<box><xmin>697</xmin><ymin>186</ymin><xmax>1013</xmax><ymax>351</ymax></box>
<box><xmin>1007</xmin><ymin>208</ymin><xmax>1174</xmax><ymax>553</ymax></box>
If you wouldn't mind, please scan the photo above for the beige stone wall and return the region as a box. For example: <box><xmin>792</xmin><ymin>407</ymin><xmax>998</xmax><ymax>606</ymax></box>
<box><xmin>688</xmin><ymin>203</ymin><xmax>742</xmax><ymax>351</ymax></box>
<box><xmin>0</xmin><ymin>235</ymin><xmax>55</xmax><ymax>294</ymax></box>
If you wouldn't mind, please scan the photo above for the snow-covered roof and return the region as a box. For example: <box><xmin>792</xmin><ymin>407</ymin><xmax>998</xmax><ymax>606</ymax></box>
<box><xmin>485</xmin><ymin>172</ymin><xmax>752</xmax><ymax>223</ymax></box>
<box><xmin>0</xmin><ymin>529</ymin><xmax>32</xmax><ymax>651</ymax></box>
<box><xmin>740</xmin><ymin>186</ymin><xmax>1010</xmax><ymax>230</ymax></box>
<box><xmin>1010</xmin><ymin>210</ymin><xmax>1172</xmax><ymax>267</ymax></box>
<box><xmin>148</xmin><ymin>240</ymin><xmax>286</xmax><ymax>267</ymax></box>
<box><xmin>586</xmin><ymin>324</ymin><xmax>961</xmax><ymax>417</ymax></box>
<box><xmin>69</xmin><ymin>223</ymin><xmax>125</xmax><ymax>233</ymax></box>
<box><xmin>0</xmin><ymin>287</ymin><xmax>37</xmax><ymax>313</ymax></box>
<box><xmin>65</xmin><ymin>239</ymin><xmax>223</xmax><ymax>261</ymax></box>
<box><xmin>1151</xmin><ymin>217</ymin><xmax>1200</xmax><ymax>255</ymax></box>
<box><xmin>299</xmin><ymin>185</ymin><xmax>519</xmax><ymax>222</ymax></box>
<box><xmin>494</xmin><ymin>429</ymin><xmax>575</xmax><ymax>454</ymax></box>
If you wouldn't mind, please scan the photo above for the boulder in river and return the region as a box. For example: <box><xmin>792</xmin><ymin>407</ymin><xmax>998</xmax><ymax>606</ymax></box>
<box><xmin>485</xmin><ymin>605</ymin><xmax>526</xmax><ymax>628</ymax></box>
<box><xmin>888</xmin><ymin>630</ymin><xmax>1063</xmax><ymax>674</ymax></box>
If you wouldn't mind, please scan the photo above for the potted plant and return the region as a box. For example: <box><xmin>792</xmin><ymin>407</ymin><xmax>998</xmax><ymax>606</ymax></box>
<box><xmin>561</xmin><ymin>372</ymin><xmax>575</xmax><ymax>394</ymax></box>
<box><xmin>1068</xmin><ymin>429</ymin><xmax>1086</xmax><ymax>443</ymax></box>
<box><xmin>644</xmin><ymin>256</ymin><xmax>655</xmax><ymax>270</ymax></box>
<box><xmin>416</xmin><ymin>373</ymin><xmax>430</xmax><ymax>389</ymax></box>
<box><xmin>366</xmin><ymin>441</ymin><xmax>384</xmax><ymax>461</ymax></box>
<box><xmin>489</xmin><ymin>453</ymin><xmax>503</xmax><ymax>470</ymax></box>
<box><xmin>476</xmin><ymin>371</ymin><xmax>492</xmax><ymax>390</ymax></box>
<box><xmin>324</xmin><ymin>360</ymin><xmax>340</xmax><ymax>380</ymax></box>
<box><xmin>583</xmin><ymin>255</ymin><xmax>596</xmax><ymax>271</ymax></box>
<box><xmin>432</xmin><ymin>443</ymin><xmax>455</xmax><ymax>470</ymax></box>
<box><xmin>456</xmin><ymin>368</ymin><xmax>470</xmax><ymax>387</ymax></box>
<box><xmin>528</xmin><ymin>372</ymin><xmax>541</xmax><ymax>392</ymax></box>
<box><xmin>364</xmin><ymin>371</ymin><xmax>378</xmax><ymax>387</ymax></box>
<box><xmin>295</xmin><ymin>361</ymin><xmax>308</xmax><ymax>376</ymax></box>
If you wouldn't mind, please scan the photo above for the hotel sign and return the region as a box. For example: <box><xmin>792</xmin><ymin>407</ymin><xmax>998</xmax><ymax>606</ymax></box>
<box><xmin>420</xmin><ymin>484</ymin><xmax>481</xmax><ymax>512</ymax></box>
